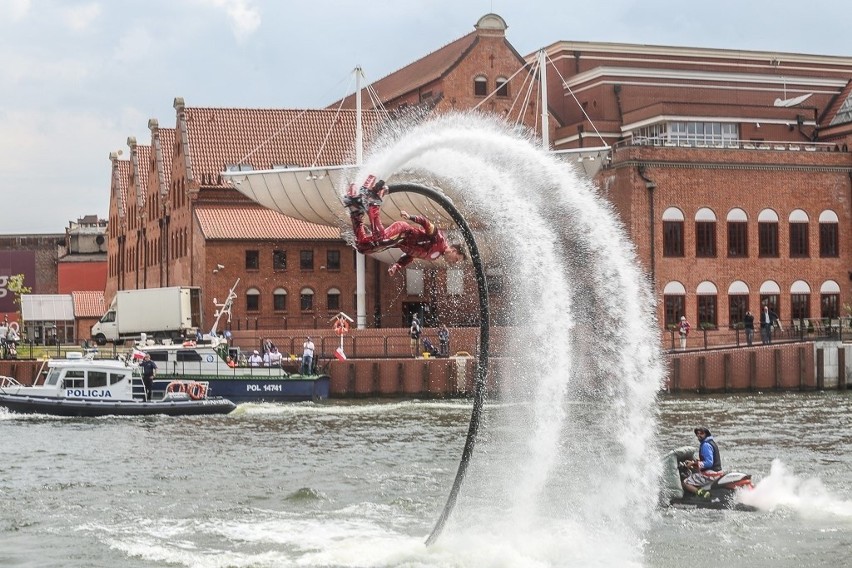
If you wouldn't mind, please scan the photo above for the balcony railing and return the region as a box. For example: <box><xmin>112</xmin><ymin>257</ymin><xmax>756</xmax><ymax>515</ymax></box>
<box><xmin>617</xmin><ymin>136</ymin><xmax>840</xmax><ymax>152</ymax></box>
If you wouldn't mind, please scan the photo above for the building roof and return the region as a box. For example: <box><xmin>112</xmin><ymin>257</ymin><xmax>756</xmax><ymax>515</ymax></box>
<box><xmin>114</xmin><ymin>157</ymin><xmax>130</xmax><ymax>220</ymax></box>
<box><xmin>131</xmin><ymin>143</ymin><xmax>151</xmax><ymax>209</ymax></box>
<box><xmin>72</xmin><ymin>291</ymin><xmax>105</xmax><ymax>318</ymax></box>
<box><xmin>21</xmin><ymin>294</ymin><xmax>74</xmax><ymax>322</ymax></box>
<box><xmin>194</xmin><ymin>206</ymin><xmax>342</xmax><ymax>241</ymax></box>
<box><xmin>335</xmin><ymin>31</ymin><xmax>478</xmax><ymax>108</ymax></box>
<box><xmin>176</xmin><ymin>105</ymin><xmax>383</xmax><ymax>188</ymax></box>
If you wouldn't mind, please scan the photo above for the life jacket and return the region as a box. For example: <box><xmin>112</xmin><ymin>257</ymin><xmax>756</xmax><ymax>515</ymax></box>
<box><xmin>701</xmin><ymin>437</ymin><xmax>723</xmax><ymax>472</ymax></box>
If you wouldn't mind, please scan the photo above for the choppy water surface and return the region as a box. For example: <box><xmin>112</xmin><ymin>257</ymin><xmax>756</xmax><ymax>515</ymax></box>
<box><xmin>1</xmin><ymin>393</ymin><xmax>850</xmax><ymax>568</ymax></box>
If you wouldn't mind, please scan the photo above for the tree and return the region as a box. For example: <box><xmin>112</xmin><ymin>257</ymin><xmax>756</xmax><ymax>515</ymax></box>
<box><xmin>7</xmin><ymin>273</ymin><xmax>31</xmax><ymax>313</ymax></box>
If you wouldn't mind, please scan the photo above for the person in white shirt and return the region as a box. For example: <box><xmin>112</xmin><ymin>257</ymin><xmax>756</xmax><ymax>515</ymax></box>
<box><xmin>301</xmin><ymin>337</ymin><xmax>315</xmax><ymax>375</ymax></box>
<box><xmin>248</xmin><ymin>350</ymin><xmax>263</xmax><ymax>367</ymax></box>
<box><xmin>268</xmin><ymin>346</ymin><xmax>283</xmax><ymax>367</ymax></box>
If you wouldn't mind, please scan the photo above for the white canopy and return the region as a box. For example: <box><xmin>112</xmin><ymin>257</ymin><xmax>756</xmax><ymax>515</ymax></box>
<box><xmin>21</xmin><ymin>294</ymin><xmax>74</xmax><ymax>322</ymax></box>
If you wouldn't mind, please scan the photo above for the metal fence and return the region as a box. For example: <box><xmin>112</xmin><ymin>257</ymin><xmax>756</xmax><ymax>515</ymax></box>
<box><xmin>666</xmin><ymin>318</ymin><xmax>852</xmax><ymax>352</ymax></box>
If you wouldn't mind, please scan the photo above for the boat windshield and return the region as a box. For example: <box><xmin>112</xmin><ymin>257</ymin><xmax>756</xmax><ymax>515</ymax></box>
<box><xmin>45</xmin><ymin>368</ymin><xmax>62</xmax><ymax>386</ymax></box>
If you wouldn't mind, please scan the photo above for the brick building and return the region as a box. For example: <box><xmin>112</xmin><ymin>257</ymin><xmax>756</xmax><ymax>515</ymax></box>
<box><xmin>533</xmin><ymin>41</ymin><xmax>852</xmax><ymax>329</ymax></box>
<box><xmin>103</xmin><ymin>12</ymin><xmax>852</xmax><ymax>337</ymax></box>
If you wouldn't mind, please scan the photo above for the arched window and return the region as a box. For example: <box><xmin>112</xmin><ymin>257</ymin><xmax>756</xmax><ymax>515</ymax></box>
<box><xmin>327</xmin><ymin>287</ymin><xmax>341</xmax><ymax>311</ymax></box>
<box><xmin>728</xmin><ymin>280</ymin><xmax>750</xmax><ymax>327</ymax></box>
<box><xmin>790</xmin><ymin>280</ymin><xmax>811</xmax><ymax>320</ymax></box>
<box><xmin>246</xmin><ymin>287</ymin><xmax>260</xmax><ymax>312</ymax></box>
<box><xmin>788</xmin><ymin>209</ymin><xmax>809</xmax><ymax>258</ymax></box>
<box><xmin>820</xmin><ymin>280</ymin><xmax>840</xmax><ymax>318</ymax></box>
<box><xmin>474</xmin><ymin>75</ymin><xmax>487</xmax><ymax>97</ymax></box>
<box><xmin>758</xmin><ymin>209</ymin><xmax>779</xmax><ymax>258</ymax></box>
<box><xmin>759</xmin><ymin>280</ymin><xmax>781</xmax><ymax>317</ymax></box>
<box><xmin>495</xmin><ymin>76</ymin><xmax>509</xmax><ymax>97</ymax></box>
<box><xmin>273</xmin><ymin>287</ymin><xmax>287</xmax><ymax>312</ymax></box>
<box><xmin>697</xmin><ymin>281</ymin><xmax>718</xmax><ymax>327</ymax></box>
<box><xmin>819</xmin><ymin>210</ymin><xmax>839</xmax><ymax>257</ymax></box>
<box><xmin>663</xmin><ymin>281</ymin><xmax>686</xmax><ymax>326</ymax></box>
<box><xmin>300</xmin><ymin>287</ymin><xmax>314</xmax><ymax>312</ymax></box>
<box><xmin>695</xmin><ymin>208</ymin><xmax>717</xmax><ymax>257</ymax></box>
<box><xmin>662</xmin><ymin>207</ymin><xmax>684</xmax><ymax>257</ymax></box>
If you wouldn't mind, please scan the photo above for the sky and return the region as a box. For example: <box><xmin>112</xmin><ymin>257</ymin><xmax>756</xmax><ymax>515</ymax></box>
<box><xmin>2</xmin><ymin>0</ymin><xmax>852</xmax><ymax>234</ymax></box>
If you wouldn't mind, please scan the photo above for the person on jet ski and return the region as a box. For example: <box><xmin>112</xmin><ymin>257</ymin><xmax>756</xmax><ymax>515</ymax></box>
<box><xmin>343</xmin><ymin>175</ymin><xmax>466</xmax><ymax>276</ymax></box>
<box><xmin>681</xmin><ymin>426</ymin><xmax>723</xmax><ymax>499</ymax></box>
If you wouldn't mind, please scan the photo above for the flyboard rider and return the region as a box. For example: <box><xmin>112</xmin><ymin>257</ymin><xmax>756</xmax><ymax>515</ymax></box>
<box><xmin>681</xmin><ymin>426</ymin><xmax>724</xmax><ymax>499</ymax></box>
<box><xmin>343</xmin><ymin>175</ymin><xmax>466</xmax><ymax>276</ymax></box>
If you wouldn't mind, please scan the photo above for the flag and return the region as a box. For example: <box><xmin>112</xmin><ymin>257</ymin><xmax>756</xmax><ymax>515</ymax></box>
<box><xmin>131</xmin><ymin>348</ymin><xmax>146</xmax><ymax>361</ymax></box>
<box><xmin>334</xmin><ymin>346</ymin><xmax>347</xmax><ymax>361</ymax></box>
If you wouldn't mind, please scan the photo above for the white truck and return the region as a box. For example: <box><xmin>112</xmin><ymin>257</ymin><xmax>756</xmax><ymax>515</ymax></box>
<box><xmin>91</xmin><ymin>286</ymin><xmax>202</xmax><ymax>345</ymax></box>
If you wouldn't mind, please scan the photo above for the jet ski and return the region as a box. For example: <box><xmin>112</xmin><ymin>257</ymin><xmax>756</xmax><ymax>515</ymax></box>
<box><xmin>661</xmin><ymin>446</ymin><xmax>756</xmax><ymax>511</ymax></box>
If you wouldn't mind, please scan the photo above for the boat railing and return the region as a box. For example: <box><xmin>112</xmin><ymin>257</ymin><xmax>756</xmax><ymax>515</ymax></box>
<box><xmin>0</xmin><ymin>375</ymin><xmax>23</xmax><ymax>389</ymax></box>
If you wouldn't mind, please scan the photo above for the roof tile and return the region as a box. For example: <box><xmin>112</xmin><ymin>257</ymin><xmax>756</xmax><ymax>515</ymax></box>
<box><xmin>195</xmin><ymin>206</ymin><xmax>342</xmax><ymax>240</ymax></box>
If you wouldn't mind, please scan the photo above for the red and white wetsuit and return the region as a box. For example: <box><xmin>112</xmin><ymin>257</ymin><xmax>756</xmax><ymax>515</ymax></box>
<box><xmin>352</xmin><ymin>204</ymin><xmax>449</xmax><ymax>270</ymax></box>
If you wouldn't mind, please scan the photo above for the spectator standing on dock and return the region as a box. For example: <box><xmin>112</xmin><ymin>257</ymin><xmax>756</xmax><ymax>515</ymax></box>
<box><xmin>140</xmin><ymin>354</ymin><xmax>157</xmax><ymax>401</ymax></box>
<box><xmin>760</xmin><ymin>305</ymin><xmax>779</xmax><ymax>344</ymax></box>
<box><xmin>743</xmin><ymin>310</ymin><xmax>755</xmax><ymax>346</ymax></box>
<box><xmin>409</xmin><ymin>316</ymin><xmax>422</xmax><ymax>358</ymax></box>
<box><xmin>438</xmin><ymin>324</ymin><xmax>450</xmax><ymax>357</ymax></box>
<box><xmin>301</xmin><ymin>336</ymin><xmax>315</xmax><ymax>375</ymax></box>
<box><xmin>678</xmin><ymin>316</ymin><xmax>690</xmax><ymax>350</ymax></box>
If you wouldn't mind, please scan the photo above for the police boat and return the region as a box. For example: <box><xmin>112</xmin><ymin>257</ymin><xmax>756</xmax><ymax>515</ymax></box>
<box><xmin>0</xmin><ymin>352</ymin><xmax>236</xmax><ymax>417</ymax></box>
<box><xmin>660</xmin><ymin>446</ymin><xmax>757</xmax><ymax>511</ymax></box>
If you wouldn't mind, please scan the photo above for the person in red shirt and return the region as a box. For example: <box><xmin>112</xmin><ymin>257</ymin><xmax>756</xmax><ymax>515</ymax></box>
<box><xmin>344</xmin><ymin>176</ymin><xmax>465</xmax><ymax>276</ymax></box>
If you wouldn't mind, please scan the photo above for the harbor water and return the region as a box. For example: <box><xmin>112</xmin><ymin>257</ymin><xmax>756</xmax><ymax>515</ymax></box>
<box><xmin>1</xmin><ymin>393</ymin><xmax>851</xmax><ymax>567</ymax></box>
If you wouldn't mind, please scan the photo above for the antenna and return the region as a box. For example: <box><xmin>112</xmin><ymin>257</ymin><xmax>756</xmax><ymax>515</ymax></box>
<box><xmin>210</xmin><ymin>278</ymin><xmax>240</xmax><ymax>336</ymax></box>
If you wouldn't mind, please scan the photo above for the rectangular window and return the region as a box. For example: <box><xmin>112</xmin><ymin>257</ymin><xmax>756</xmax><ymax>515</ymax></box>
<box><xmin>728</xmin><ymin>221</ymin><xmax>748</xmax><ymax>258</ymax></box>
<box><xmin>664</xmin><ymin>295</ymin><xmax>685</xmax><ymax>327</ymax></box>
<box><xmin>791</xmin><ymin>293</ymin><xmax>810</xmax><ymax>320</ymax></box>
<box><xmin>697</xmin><ymin>295</ymin><xmax>718</xmax><ymax>328</ymax></box>
<box><xmin>496</xmin><ymin>80</ymin><xmax>509</xmax><ymax>98</ymax></box>
<box><xmin>758</xmin><ymin>222</ymin><xmax>779</xmax><ymax>257</ymax></box>
<box><xmin>327</xmin><ymin>292</ymin><xmax>340</xmax><ymax>310</ymax></box>
<box><xmin>300</xmin><ymin>292</ymin><xmax>314</xmax><ymax>311</ymax></box>
<box><xmin>273</xmin><ymin>250</ymin><xmax>287</xmax><ymax>271</ymax></box>
<box><xmin>326</xmin><ymin>250</ymin><xmax>340</xmax><ymax>271</ymax></box>
<box><xmin>245</xmin><ymin>250</ymin><xmax>259</xmax><ymax>270</ymax></box>
<box><xmin>300</xmin><ymin>250</ymin><xmax>314</xmax><ymax>270</ymax></box>
<box><xmin>821</xmin><ymin>293</ymin><xmax>839</xmax><ymax>318</ymax></box>
<box><xmin>728</xmin><ymin>295</ymin><xmax>748</xmax><ymax>328</ymax></box>
<box><xmin>789</xmin><ymin>223</ymin><xmax>809</xmax><ymax>258</ymax></box>
<box><xmin>663</xmin><ymin>221</ymin><xmax>684</xmax><ymax>257</ymax></box>
<box><xmin>88</xmin><ymin>371</ymin><xmax>108</xmax><ymax>388</ymax></box>
<box><xmin>695</xmin><ymin>221</ymin><xmax>716</xmax><ymax>257</ymax></box>
<box><xmin>820</xmin><ymin>223</ymin><xmax>839</xmax><ymax>257</ymax></box>
<box><xmin>273</xmin><ymin>293</ymin><xmax>286</xmax><ymax>311</ymax></box>
<box><xmin>474</xmin><ymin>78</ymin><xmax>487</xmax><ymax>96</ymax></box>
<box><xmin>406</xmin><ymin>268</ymin><xmax>424</xmax><ymax>295</ymax></box>
<box><xmin>447</xmin><ymin>268</ymin><xmax>464</xmax><ymax>295</ymax></box>
<box><xmin>246</xmin><ymin>294</ymin><xmax>260</xmax><ymax>311</ymax></box>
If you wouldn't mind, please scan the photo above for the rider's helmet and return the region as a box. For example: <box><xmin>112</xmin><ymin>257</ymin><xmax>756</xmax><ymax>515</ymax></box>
<box><xmin>694</xmin><ymin>426</ymin><xmax>711</xmax><ymax>436</ymax></box>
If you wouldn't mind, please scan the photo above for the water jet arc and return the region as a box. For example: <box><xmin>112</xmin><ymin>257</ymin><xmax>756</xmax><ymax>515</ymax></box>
<box><xmin>386</xmin><ymin>183</ymin><xmax>490</xmax><ymax>546</ymax></box>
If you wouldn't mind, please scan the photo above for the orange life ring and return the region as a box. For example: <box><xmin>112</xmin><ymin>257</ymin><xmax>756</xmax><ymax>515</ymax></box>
<box><xmin>334</xmin><ymin>319</ymin><xmax>350</xmax><ymax>336</ymax></box>
<box><xmin>187</xmin><ymin>382</ymin><xmax>207</xmax><ymax>400</ymax></box>
<box><xmin>166</xmin><ymin>381</ymin><xmax>187</xmax><ymax>394</ymax></box>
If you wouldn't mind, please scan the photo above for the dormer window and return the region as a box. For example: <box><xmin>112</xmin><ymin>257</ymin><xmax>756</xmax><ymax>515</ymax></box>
<box><xmin>474</xmin><ymin>75</ymin><xmax>487</xmax><ymax>97</ymax></box>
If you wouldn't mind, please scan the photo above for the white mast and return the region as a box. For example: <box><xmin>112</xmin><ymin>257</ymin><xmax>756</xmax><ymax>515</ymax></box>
<box><xmin>539</xmin><ymin>49</ymin><xmax>549</xmax><ymax>150</ymax></box>
<box><xmin>354</xmin><ymin>66</ymin><xmax>367</xmax><ymax>329</ymax></box>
